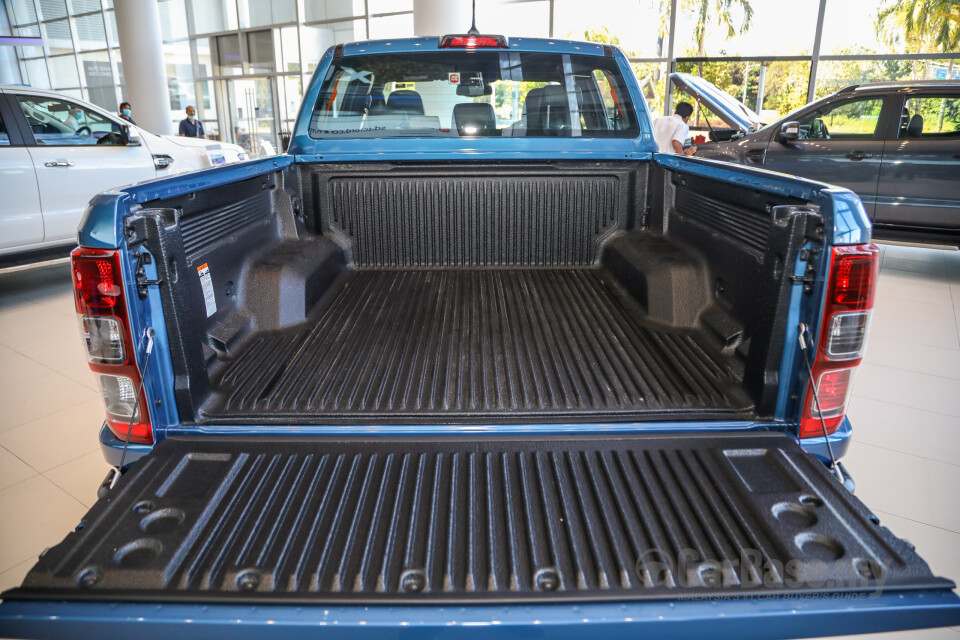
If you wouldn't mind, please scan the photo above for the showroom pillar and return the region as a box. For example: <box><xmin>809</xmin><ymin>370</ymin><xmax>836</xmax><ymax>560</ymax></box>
<box><xmin>114</xmin><ymin>0</ymin><xmax>173</xmax><ymax>135</ymax></box>
<box><xmin>413</xmin><ymin>0</ymin><xmax>473</xmax><ymax>37</ymax></box>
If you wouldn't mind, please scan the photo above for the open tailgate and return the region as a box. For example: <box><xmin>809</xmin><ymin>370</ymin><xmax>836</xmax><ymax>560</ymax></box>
<box><xmin>2</xmin><ymin>433</ymin><xmax>959</xmax><ymax>639</ymax></box>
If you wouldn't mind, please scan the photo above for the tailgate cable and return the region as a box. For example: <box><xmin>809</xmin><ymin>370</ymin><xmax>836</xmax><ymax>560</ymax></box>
<box><xmin>797</xmin><ymin>323</ymin><xmax>847</xmax><ymax>486</ymax></box>
<box><xmin>110</xmin><ymin>327</ymin><xmax>155</xmax><ymax>490</ymax></box>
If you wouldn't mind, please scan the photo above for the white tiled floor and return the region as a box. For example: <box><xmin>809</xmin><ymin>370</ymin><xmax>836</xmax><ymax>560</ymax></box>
<box><xmin>0</xmin><ymin>245</ymin><xmax>958</xmax><ymax>638</ymax></box>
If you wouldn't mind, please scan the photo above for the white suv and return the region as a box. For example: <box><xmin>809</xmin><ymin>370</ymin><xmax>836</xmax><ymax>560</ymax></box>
<box><xmin>0</xmin><ymin>86</ymin><xmax>247</xmax><ymax>261</ymax></box>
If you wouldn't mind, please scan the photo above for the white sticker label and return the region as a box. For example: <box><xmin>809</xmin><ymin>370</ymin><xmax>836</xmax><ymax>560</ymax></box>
<box><xmin>197</xmin><ymin>263</ymin><xmax>217</xmax><ymax>317</ymax></box>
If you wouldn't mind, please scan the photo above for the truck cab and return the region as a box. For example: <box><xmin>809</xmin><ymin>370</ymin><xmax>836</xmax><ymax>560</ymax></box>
<box><xmin>1</xmin><ymin>35</ymin><xmax>958</xmax><ymax>639</ymax></box>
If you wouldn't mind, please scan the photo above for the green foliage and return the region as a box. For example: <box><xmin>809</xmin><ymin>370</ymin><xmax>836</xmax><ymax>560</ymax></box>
<box><xmin>875</xmin><ymin>0</ymin><xmax>960</xmax><ymax>54</ymax></box>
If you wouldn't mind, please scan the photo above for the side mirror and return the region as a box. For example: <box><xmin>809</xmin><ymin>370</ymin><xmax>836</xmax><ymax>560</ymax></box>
<box><xmin>122</xmin><ymin>124</ymin><xmax>141</xmax><ymax>145</ymax></box>
<box><xmin>777</xmin><ymin>121</ymin><xmax>799</xmax><ymax>142</ymax></box>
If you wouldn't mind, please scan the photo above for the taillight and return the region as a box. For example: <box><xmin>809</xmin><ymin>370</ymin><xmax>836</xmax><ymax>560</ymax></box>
<box><xmin>799</xmin><ymin>244</ymin><xmax>879</xmax><ymax>438</ymax></box>
<box><xmin>439</xmin><ymin>34</ymin><xmax>508</xmax><ymax>48</ymax></box>
<box><xmin>72</xmin><ymin>247</ymin><xmax>153</xmax><ymax>444</ymax></box>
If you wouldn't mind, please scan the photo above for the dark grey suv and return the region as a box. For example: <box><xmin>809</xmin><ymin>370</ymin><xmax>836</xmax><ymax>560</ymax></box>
<box><xmin>673</xmin><ymin>74</ymin><xmax>960</xmax><ymax>246</ymax></box>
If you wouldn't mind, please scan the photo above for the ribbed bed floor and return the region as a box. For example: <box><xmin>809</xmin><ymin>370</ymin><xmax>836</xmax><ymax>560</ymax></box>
<box><xmin>205</xmin><ymin>269</ymin><xmax>752</xmax><ymax>421</ymax></box>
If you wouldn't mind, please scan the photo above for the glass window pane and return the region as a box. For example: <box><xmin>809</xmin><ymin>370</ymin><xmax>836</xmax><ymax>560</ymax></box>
<box><xmin>216</xmin><ymin>33</ymin><xmax>242</xmax><ymax>75</ymax></box>
<box><xmin>901</xmin><ymin>95</ymin><xmax>960</xmax><ymax>137</ymax></box>
<box><xmin>159</xmin><ymin>0</ymin><xmax>189</xmax><ymax>42</ymax></box>
<box><xmin>279</xmin><ymin>26</ymin><xmax>300</xmax><ymax>72</ymax></box>
<box><xmin>43</xmin><ymin>19</ymin><xmax>75</xmax><ymax>54</ymax></box>
<box><xmin>194</xmin><ymin>38</ymin><xmax>214</xmax><ymax>76</ymax></box>
<box><xmin>368</xmin><ymin>13</ymin><xmax>413</xmax><ymax>40</ymax></box>
<box><xmin>367</xmin><ymin>0</ymin><xmax>412</xmax><ymax>13</ymax></box>
<box><xmin>8</xmin><ymin>0</ymin><xmax>39</xmax><ymax>25</ymax></box>
<box><xmin>48</xmin><ymin>54</ymin><xmax>80</xmax><ymax>87</ymax></box>
<box><xmin>242</xmin><ymin>0</ymin><xmax>296</xmax><ymax>27</ymax></box>
<box><xmin>475</xmin><ymin>0</ymin><xmax>550</xmax><ymax>38</ymax></box>
<box><xmin>300</xmin><ymin>20</ymin><xmax>366</xmax><ymax>73</ymax></box>
<box><xmin>38</xmin><ymin>0</ymin><xmax>68</xmax><ymax>21</ymax></box>
<box><xmin>14</xmin><ymin>25</ymin><xmax>45</xmax><ymax>58</ymax></box>
<box><xmin>17</xmin><ymin>93</ymin><xmax>122</xmax><ymax>145</ymax></box>
<box><xmin>303</xmin><ymin>0</ymin><xmax>365</xmax><ymax>23</ymax></box>
<box><xmin>247</xmin><ymin>29</ymin><xmax>275</xmax><ymax>73</ymax></box>
<box><xmin>74</xmin><ymin>13</ymin><xmax>108</xmax><ymax>50</ymax></box>
<box><xmin>795</xmin><ymin>97</ymin><xmax>884</xmax><ymax>138</ymax></box>
<box><xmin>197</xmin><ymin>80</ymin><xmax>219</xmax><ymax>137</ymax></box>
<box><xmin>309</xmin><ymin>50</ymin><xmax>641</xmax><ymax>139</ymax></box>
<box><xmin>24</xmin><ymin>58</ymin><xmax>52</xmax><ymax>88</ymax></box>
<box><xmin>101</xmin><ymin>10</ymin><xmax>118</xmax><ymax>45</ymax></box>
<box><xmin>813</xmin><ymin>58</ymin><xmax>950</xmax><ymax>100</ymax></box>
<box><xmin>80</xmin><ymin>50</ymin><xmax>117</xmax><ymax>110</ymax></box>
<box><xmin>554</xmin><ymin>0</ymin><xmax>670</xmax><ymax>58</ymax></box>
<box><xmin>71</xmin><ymin>0</ymin><xmax>104</xmax><ymax>13</ymax></box>
<box><xmin>164</xmin><ymin>40</ymin><xmax>194</xmax><ymax>113</ymax></box>
<box><xmin>191</xmin><ymin>0</ymin><xmax>238</xmax><ymax>34</ymax></box>
<box><xmin>671</xmin><ymin>0</ymin><xmax>819</xmax><ymax>57</ymax></box>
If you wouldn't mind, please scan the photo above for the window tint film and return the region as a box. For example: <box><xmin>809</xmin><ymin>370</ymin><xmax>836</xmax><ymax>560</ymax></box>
<box><xmin>796</xmin><ymin>97</ymin><xmax>884</xmax><ymax>139</ymax></box>
<box><xmin>308</xmin><ymin>51</ymin><xmax>640</xmax><ymax>139</ymax></box>
<box><xmin>900</xmin><ymin>95</ymin><xmax>960</xmax><ymax>138</ymax></box>
<box><xmin>16</xmin><ymin>95</ymin><xmax>123</xmax><ymax>146</ymax></box>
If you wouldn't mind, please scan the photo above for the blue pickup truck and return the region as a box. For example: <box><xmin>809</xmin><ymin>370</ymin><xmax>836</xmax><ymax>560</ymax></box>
<box><xmin>2</xmin><ymin>35</ymin><xmax>959</xmax><ymax>639</ymax></box>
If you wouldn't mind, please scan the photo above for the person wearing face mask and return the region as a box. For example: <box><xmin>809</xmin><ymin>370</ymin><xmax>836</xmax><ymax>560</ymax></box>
<box><xmin>178</xmin><ymin>105</ymin><xmax>205</xmax><ymax>138</ymax></box>
<box><xmin>64</xmin><ymin>106</ymin><xmax>85</xmax><ymax>131</ymax></box>
<box><xmin>119</xmin><ymin>102</ymin><xmax>137</xmax><ymax>125</ymax></box>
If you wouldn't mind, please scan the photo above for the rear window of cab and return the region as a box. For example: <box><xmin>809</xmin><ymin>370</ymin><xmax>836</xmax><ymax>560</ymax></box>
<box><xmin>308</xmin><ymin>50</ymin><xmax>640</xmax><ymax>139</ymax></box>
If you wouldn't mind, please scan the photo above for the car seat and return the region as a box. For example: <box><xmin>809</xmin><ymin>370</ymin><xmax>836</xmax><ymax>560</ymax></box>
<box><xmin>452</xmin><ymin>102</ymin><xmax>497</xmax><ymax>136</ymax></box>
<box><xmin>525</xmin><ymin>85</ymin><xmax>571</xmax><ymax>136</ymax></box>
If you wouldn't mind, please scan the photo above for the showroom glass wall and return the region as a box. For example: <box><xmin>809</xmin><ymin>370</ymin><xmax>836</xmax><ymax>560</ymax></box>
<box><xmin>2</xmin><ymin>0</ymin><xmax>414</xmax><ymax>154</ymax></box>
<box><xmin>3</xmin><ymin>0</ymin><xmax>958</xmax><ymax>153</ymax></box>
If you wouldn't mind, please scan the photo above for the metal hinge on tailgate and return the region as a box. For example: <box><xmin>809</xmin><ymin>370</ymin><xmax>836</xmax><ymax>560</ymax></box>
<box><xmin>772</xmin><ymin>204</ymin><xmax>823</xmax><ymax>294</ymax></box>
<box><xmin>126</xmin><ymin>209</ymin><xmax>175</xmax><ymax>299</ymax></box>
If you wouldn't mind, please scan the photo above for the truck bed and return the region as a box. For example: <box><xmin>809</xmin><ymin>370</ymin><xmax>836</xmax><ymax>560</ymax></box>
<box><xmin>204</xmin><ymin>268</ymin><xmax>751</xmax><ymax>422</ymax></box>
<box><xmin>133</xmin><ymin>161</ymin><xmax>812</xmax><ymax>425</ymax></box>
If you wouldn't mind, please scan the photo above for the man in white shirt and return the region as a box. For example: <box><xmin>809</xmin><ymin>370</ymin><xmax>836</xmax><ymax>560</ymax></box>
<box><xmin>652</xmin><ymin>101</ymin><xmax>697</xmax><ymax>155</ymax></box>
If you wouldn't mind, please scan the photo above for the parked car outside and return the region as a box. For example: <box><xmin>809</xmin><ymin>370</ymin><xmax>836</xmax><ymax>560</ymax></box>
<box><xmin>0</xmin><ymin>85</ymin><xmax>247</xmax><ymax>263</ymax></box>
<box><xmin>671</xmin><ymin>74</ymin><xmax>960</xmax><ymax>246</ymax></box>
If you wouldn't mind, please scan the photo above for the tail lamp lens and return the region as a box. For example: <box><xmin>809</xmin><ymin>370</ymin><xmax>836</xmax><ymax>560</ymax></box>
<box><xmin>81</xmin><ymin>316</ymin><xmax>125</xmax><ymax>363</ymax></box>
<box><xmin>832</xmin><ymin>245</ymin><xmax>879</xmax><ymax>308</ymax></box>
<box><xmin>72</xmin><ymin>253</ymin><xmax>121</xmax><ymax>311</ymax></box>
<box><xmin>98</xmin><ymin>373</ymin><xmax>141</xmax><ymax>422</ymax></box>
<box><xmin>810</xmin><ymin>369</ymin><xmax>854</xmax><ymax>418</ymax></box>
<box><xmin>439</xmin><ymin>34</ymin><xmax>508</xmax><ymax>48</ymax></box>
<box><xmin>72</xmin><ymin>247</ymin><xmax>153</xmax><ymax>444</ymax></box>
<box><xmin>799</xmin><ymin>243</ymin><xmax>878</xmax><ymax>439</ymax></box>
<box><xmin>825</xmin><ymin>311</ymin><xmax>872</xmax><ymax>360</ymax></box>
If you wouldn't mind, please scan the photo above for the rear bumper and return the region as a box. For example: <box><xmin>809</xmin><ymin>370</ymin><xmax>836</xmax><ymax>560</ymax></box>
<box><xmin>798</xmin><ymin>415</ymin><xmax>853</xmax><ymax>464</ymax></box>
<box><xmin>98</xmin><ymin>422</ymin><xmax>152</xmax><ymax>468</ymax></box>
<box><xmin>3</xmin><ymin>591</ymin><xmax>960</xmax><ymax>640</ymax></box>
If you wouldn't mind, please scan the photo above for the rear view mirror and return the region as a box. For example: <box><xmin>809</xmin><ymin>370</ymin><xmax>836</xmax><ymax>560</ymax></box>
<box><xmin>122</xmin><ymin>124</ymin><xmax>141</xmax><ymax>145</ymax></box>
<box><xmin>778</xmin><ymin>121</ymin><xmax>799</xmax><ymax>142</ymax></box>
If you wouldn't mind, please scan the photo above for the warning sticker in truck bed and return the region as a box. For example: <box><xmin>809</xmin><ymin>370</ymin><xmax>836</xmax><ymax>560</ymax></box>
<box><xmin>197</xmin><ymin>263</ymin><xmax>217</xmax><ymax>317</ymax></box>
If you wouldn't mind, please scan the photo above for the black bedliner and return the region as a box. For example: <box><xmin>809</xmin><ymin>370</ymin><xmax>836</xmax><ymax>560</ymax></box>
<box><xmin>5</xmin><ymin>433</ymin><xmax>951</xmax><ymax>604</ymax></box>
<box><xmin>203</xmin><ymin>268</ymin><xmax>752</xmax><ymax>422</ymax></box>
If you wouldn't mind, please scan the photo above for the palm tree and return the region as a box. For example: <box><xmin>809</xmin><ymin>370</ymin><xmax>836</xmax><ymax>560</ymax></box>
<box><xmin>683</xmin><ymin>0</ymin><xmax>755</xmax><ymax>60</ymax></box>
<box><xmin>875</xmin><ymin>0</ymin><xmax>960</xmax><ymax>79</ymax></box>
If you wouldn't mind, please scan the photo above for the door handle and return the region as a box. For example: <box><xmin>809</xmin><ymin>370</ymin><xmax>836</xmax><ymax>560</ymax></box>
<box><xmin>44</xmin><ymin>161</ymin><xmax>75</xmax><ymax>167</ymax></box>
<box><xmin>845</xmin><ymin>151</ymin><xmax>872</xmax><ymax>161</ymax></box>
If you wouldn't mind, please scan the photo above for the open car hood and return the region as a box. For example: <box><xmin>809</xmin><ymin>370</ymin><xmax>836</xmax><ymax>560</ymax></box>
<box><xmin>670</xmin><ymin>72</ymin><xmax>765</xmax><ymax>132</ymax></box>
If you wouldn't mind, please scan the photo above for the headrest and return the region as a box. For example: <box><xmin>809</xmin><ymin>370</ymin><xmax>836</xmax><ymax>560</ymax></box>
<box><xmin>386</xmin><ymin>89</ymin><xmax>424</xmax><ymax>115</ymax></box>
<box><xmin>525</xmin><ymin>85</ymin><xmax>571</xmax><ymax>135</ymax></box>
<box><xmin>453</xmin><ymin>102</ymin><xmax>496</xmax><ymax>136</ymax></box>
<box><xmin>907</xmin><ymin>113</ymin><xmax>924</xmax><ymax>137</ymax></box>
